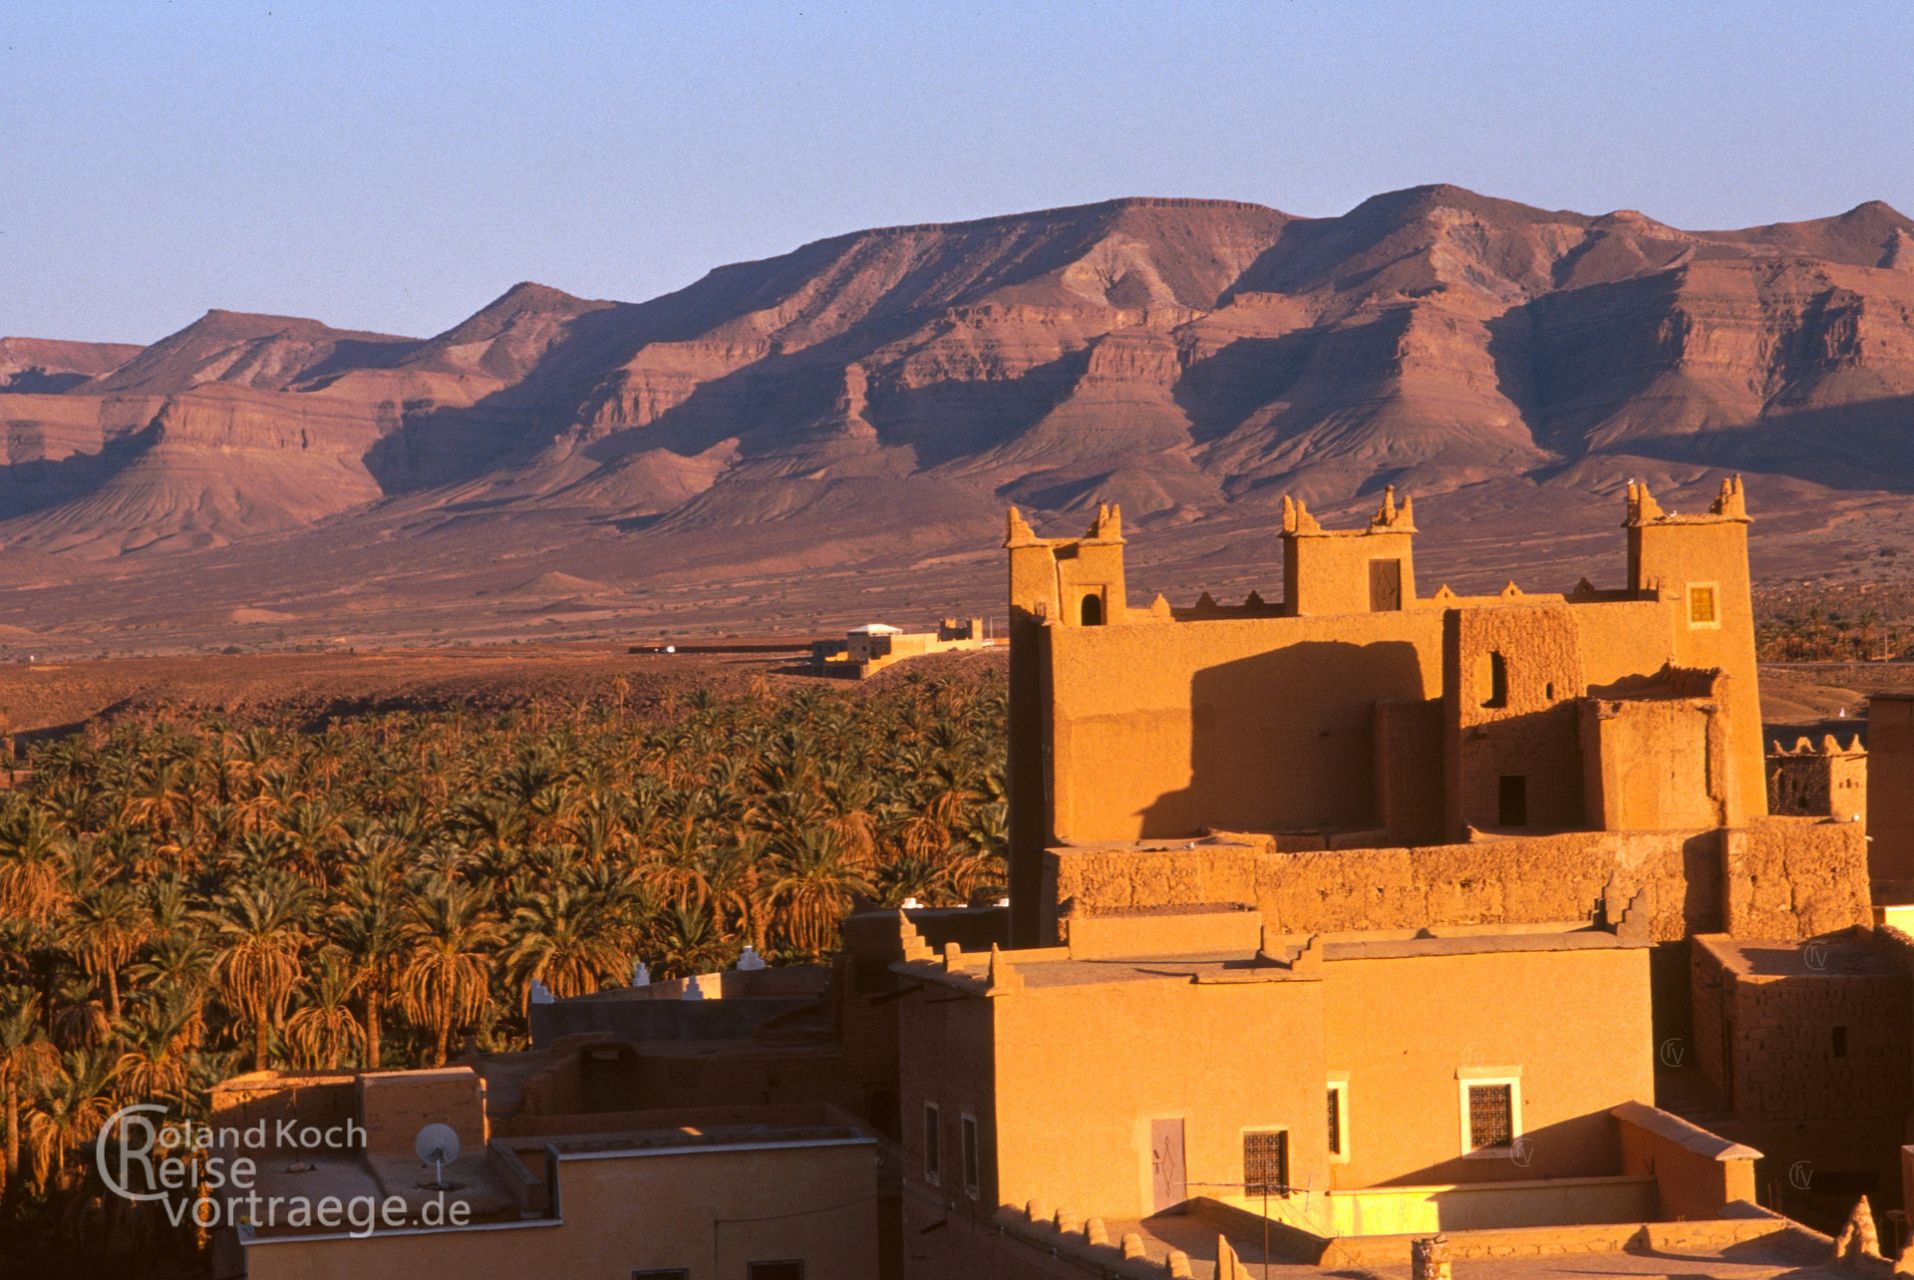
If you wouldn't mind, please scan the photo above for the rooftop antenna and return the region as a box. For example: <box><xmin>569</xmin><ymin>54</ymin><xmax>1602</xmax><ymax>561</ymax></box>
<box><xmin>414</xmin><ymin>1122</ymin><xmax>461</xmax><ymax>1191</ymax></box>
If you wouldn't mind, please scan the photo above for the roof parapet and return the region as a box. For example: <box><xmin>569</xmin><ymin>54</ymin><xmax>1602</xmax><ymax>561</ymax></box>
<box><xmin>1625</xmin><ymin>474</ymin><xmax>1752</xmax><ymax>527</ymax></box>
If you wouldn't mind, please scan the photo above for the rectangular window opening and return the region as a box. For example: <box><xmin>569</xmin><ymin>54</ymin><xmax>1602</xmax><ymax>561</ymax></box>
<box><xmin>1688</xmin><ymin>584</ymin><xmax>1719</xmax><ymax>627</ymax></box>
<box><xmin>1498</xmin><ymin>775</ymin><xmax>1528</xmax><ymax>827</ymax></box>
<box><xmin>1833</xmin><ymin>1025</ymin><xmax>1849</xmax><ymax>1058</ymax></box>
<box><xmin>923</xmin><ymin>1102</ymin><xmax>941</xmax><ymax>1184</ymax></box>
<box><xmin>1326</xmin><ymin>1087</ymin><xmax>1345</xmax><ymax>1158</ymax></box>
<box><xmin>1467</xmin><ymin>1083</ymin><xmax>1514</xmax><ymax>1150</ymax></box>
<box><xmin>1242</xmin><ymin>1130</ymin><xmax>1290</xmax><ymax>1198</ymax></box>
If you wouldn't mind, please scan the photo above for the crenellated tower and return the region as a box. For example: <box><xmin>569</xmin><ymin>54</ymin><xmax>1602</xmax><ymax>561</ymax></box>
<box><xmin>1624</xmin><ymin>476</ymin><xmax>1766</xmax><ymax>820</ymax></box>
<box><xmin>1281</xmin><ymin>485</ymin><xmax>1418</xmax><ymax>616</ymax></box>
<box><xmin>1004</xmin><ymin>503</ymin><xmax>1129</xmax><ymax>944</ymax></box>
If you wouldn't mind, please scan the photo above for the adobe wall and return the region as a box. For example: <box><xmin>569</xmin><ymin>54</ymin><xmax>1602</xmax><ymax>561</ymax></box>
<box><xmin>1768</xmin><ymin>742</ymin><xmax>1867</xmax><ymax>821</ymax></box>
<box><xmin>1284</xmin><ymin>526</ymin><xmax>1416</xmax><ymax>616</ymax></box>
<box><xmin>1047</xmin><ymin>821</ymin><xmax>1871</xmax><ymax>947</ymax></box>
<box><xmin>357</xmin><ymin>1068</ymin><xmax>486</xmax><ymax>1158</ymax></box>
<box><xmin>1035</xmin><ymin>595</ymin><xmax>1713</xmax><ymax>851</ymax></box>
<box><xmin>1443</xmin><ymin>604</ymin><xmax>1586</xmax><ymax>833</ymax></box>
<box><xmin>243</xmin><ymin>1142</ymin><xmax>880</xmax><ymax>1280</ymax></box>
<box><xmin>1048</xmin><ymin>830</ymin><xmax>1713</xmax><ymax>943</ymax></box>
<box><xmin>1720</xmin><ymin>820</ymin><xmax>1873</xmax><ymax>938</ymax></box>
<box><xmin>1321</xmin><ymin>948</ymin><xmax>1653</xmax><ymax>1188</ymax></box>
<box><xmin>1630</xmin><ymin>518</ymin><xmax>1767</xmax><ymax>820</ymax></box>
<box><xmin>1040</xmin><ymin>610</ymin><xmax>1445</xmax><ymax>842</ymax></box>
<box><xmin>208</xmin><ymin>1073</ymin><xmax>358</xmax><ymax>1158</ymax></box>
<box><xmin>1582</xmin><ymin>697</ymin><xmax>1723</xmax><ymax>832</ymax></box>
<box><xmin>1613</xmin><ymin>1102</ymin><xmax>1758</xmax><ymax>1219</ymax></box>
<box><xmin>989</xmin><ymin>977</ymin><xmax>1330</xmax><ymax>1220</ymax></box>
<box><xmin>1691</xmin><ymin>950</ymin><xmax>1912</xmax><ymax>1126</ymax></box>
<box><xmin>1871</xmin><ymin>696</ymin><xmax>1914</xmax><ymax>884</ymax></box>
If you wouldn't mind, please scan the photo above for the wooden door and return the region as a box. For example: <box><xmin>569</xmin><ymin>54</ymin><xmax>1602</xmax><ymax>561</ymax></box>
<box><xmin>1149</xmin><ymin>1117</ymin><xmax>1186</xmax><ymax>1213</ymax></box>
<box><xmin>1368</xmin><ymin>558</ymin><xmax>1402</xmax><ymax>611</ymax></box>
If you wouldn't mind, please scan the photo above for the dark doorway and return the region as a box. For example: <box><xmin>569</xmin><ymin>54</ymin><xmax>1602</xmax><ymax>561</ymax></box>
<box><xmin>1080</xmin><ymin>593</ymin><xmax>1104</xmax><ymax>626</ymax></box>
<box><xmin>1368</xmin><ymin>558</ymin><xmax>1402</xmax><ymax>611</ymax></box>
<box><xmin>1497</xmin><ymin>775</ymin><xmax>1528</xmax><ymax>826</ymax></box>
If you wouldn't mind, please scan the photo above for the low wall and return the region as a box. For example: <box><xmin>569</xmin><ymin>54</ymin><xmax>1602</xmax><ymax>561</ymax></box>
<box><xmin>1316</xmin><ymin>1212</ymin><xmax>1793</xmax><ymax>1268</ymax></box>
<box><xmin>1316</xmin><ymin>1175</ymin><xmax>1655</xmax><ymax>1236</ymax></box>
<box><xmin>1048</xmin><ymin>819</ymin><xmax>1870</xmax><ymax>943</ymax></box>
<box><xmin>208</xmin><ymin>1073</ymin><xmax>359</xmax><ymax>1158</ymax></box>
<box><xmin>1613</xmin><ymin>1101</ymin><xmax>1761</xmax><ymax>1220</ymax></box>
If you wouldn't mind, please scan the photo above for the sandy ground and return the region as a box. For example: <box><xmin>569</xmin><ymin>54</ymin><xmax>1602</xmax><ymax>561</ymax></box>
<box><xmin>0</xmin><ymin>639</ymin><xmax>1898</xmax><ymax>747</ymax></box>
<box><xmin>0</xmin><ymin>644</ymin><xmax>1008</xmax><ymax>738</ymax></box>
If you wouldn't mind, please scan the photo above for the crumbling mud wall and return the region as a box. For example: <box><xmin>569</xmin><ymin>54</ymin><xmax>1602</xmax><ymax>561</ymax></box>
<box><xmin>1720</xmin><ymin>819</ymin><xmax>1872</xmax><ymax>939</ymax></box>
<box><xmin>1048</xmin><ymin>819</ymin><xmax>1869</xmax><ymax>944</ymax></box>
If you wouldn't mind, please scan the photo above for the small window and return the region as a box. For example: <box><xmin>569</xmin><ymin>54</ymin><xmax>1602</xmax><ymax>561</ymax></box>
<box><xmin>1080</xmin><ymin>593</ymin><xmax>1104</xmax><ymax>626</ymax></box>
<box><xmin>1688</xmin><ymin>583</ymin><xmax>1719</xmax><ymax>628</ymax></box>
<box><xmin>960</xmin><ymin>1114</ymin><xmax>980</xmax><ymax>1199</ymax></box>
<box><xmin>923</xmin><ymin>1102</ymin><xmax>940</xmax><ymax>1184</ymax></box>
<box><xmin>748</xmin><ymin>1264</ymin><xmax>803</xmax><ymax>1280</ymax></box>
<box><xmin>1326</xmin><ymin>1085</ymin><xmax>1347</xmax><ymax>1159</ymax></box>
<box><xmin>1242</xmin><ymin>1130</ymin><xmax>1289</xmax><ymax>1198</ymax></box>
<box><xmin>1833</xmin><ymin>1025</ymin><xmax>1849</xmax><ymax>1058</ymax></box>
<box><xmin>1479</xmin><ymin>651</ymin><xmax>1508</xmax><ymax>709</ymax></box>
<box><xmin>1467</xmin><ymin>1083</ymin><xmax>1515</xmax><ymax>1150</ymax></box>
<box><xmin>1498</xmin><ymin>775</ymin><xmax>1528</xmax><ymax>827</ymax></box>
<box><xmin>634</xmin><ymin>1272</ymin><xmax>689</xmax><ymax>1280</ymax></box>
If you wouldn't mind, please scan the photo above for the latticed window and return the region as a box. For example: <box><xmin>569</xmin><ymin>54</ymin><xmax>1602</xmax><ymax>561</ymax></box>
<box><xmin>1688</xmin><ymin>584</ymin><xmax>1718</xmax><ymax>626</ymax></box>
<box><xmin>1242</xmin><ymin>1130</ymin><xmax>1289</xmax><ymax>1198</ymax></box>
<box><xmin>1326</xmin><ymin>1087</ymin><xmax>1344</xmax><ymax>1156</ymax></box>
<box><xmin>1467</xmin><ymin>1083</ymin><xmax>1514</xmax><ymax>1149</ymax></box>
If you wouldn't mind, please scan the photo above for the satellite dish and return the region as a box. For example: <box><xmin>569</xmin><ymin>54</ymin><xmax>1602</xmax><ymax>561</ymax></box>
<box><xmin>415</xmin><ymin>1123</ymin><xmax>461</xmax><ymax>1189</ymax></box>
<box><xmin>416</xmin><ymin>1122</ymin><xmax>461</xmax><ymax>1164</ymax></box>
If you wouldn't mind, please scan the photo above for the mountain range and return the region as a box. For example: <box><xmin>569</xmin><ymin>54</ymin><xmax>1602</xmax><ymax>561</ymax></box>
<box><xmin>5</xmin><ymin>185</ymin><xmax>1914</xmax><ymax>651</ymax></box>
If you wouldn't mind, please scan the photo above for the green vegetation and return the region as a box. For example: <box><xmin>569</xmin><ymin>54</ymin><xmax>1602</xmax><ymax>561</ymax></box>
<box><xmin>1756</xmin><ymin>603</ymin><xmax>1909</xmax><ymax>662</ymax></box>
<box><xmin>0</xmin><ymin>671</ymin><xmax>1006</xmax><ymax>1241</ymax></box>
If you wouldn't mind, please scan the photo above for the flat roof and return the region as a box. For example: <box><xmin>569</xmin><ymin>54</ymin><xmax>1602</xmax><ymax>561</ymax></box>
<box><xmin>1695</xmin><ymin>930</ymin><xmax>1907</xmax><ymax>978</ymax></box>
<box><xmin>897</xmin><ymin>927</ymin><xmax>1632</xmax><ymax>995</ymax></box>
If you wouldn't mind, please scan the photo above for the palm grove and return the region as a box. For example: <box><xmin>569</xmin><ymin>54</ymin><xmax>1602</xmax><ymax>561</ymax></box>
<box><xmin>0</xmin><ymin>671</ymin><xmax>1006</xmax><ymax>1222</ymax></box>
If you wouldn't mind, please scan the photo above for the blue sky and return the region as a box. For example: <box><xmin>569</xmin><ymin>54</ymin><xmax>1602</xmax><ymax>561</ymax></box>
<box><xmin>4</xmin><ymin>0</ymin><xmax>1911</xmax><ymax>344</ymax></box>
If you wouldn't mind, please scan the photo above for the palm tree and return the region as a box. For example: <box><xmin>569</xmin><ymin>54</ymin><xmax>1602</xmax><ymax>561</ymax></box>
<box><xmin>25</xmin><ymin>1049</ymin><xmax>115</xmax><ymax>1192</ymax></box>
<box><xmin>648</xmin><ymin>901</ymin><xmax>734</xmax><ymax>979</ymax></box>
<box><xmin>398</xmin><ymin>879</ymin><xmax>501</xmax><ymax>1066</ymax></box>
<box><xmin>0</xmin><ymin>803</ymin><xmax>71</xmax><ymax>923</ymax></box>
<box><xmin>284</xmin><ymin>952</ymin><xmax>364</xmax><ymax>1071</ymax></box>
<box><xmin>330</xmin><ymin>871</ymin><xmax>403</xmax><ymax>1069</ymax></box>
<box><xmin>0</xmin><ymin>990</ymin><xmax>58</xmax><ymax>1192</ymax></box>
<box><xmin>505</xmin><ymin>887</ymin><xmax>624</xmax><ymax>1004</ymax></box>
<box><xmin>66</xmin><ymin>882</ymin><xmax>149</xmax><ymax>1018</ymax></box>
<box><xmin>209</xmin><ymin>874</ymin><xmax>311</xmax><ymax>1070</ymax></box>
<box><xmin>767</xmin><ymin>827</ymin><xmax>872</xmax><ymax>960</ymax></box>
<box><xmin>113</xmin><ymin>991</ymin><xmax>197</xmax><ymax>1107</ymax></box>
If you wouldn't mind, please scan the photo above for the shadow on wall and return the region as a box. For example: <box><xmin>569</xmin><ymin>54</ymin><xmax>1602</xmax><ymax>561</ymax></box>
<box><xmin>1137</xmin><ymin>639</ymin><xmax>1427</xmax><ymax>838</ymax></box>
<box><xmin>1365</xmin><ymin>1113</ymin><xmax>1622</xmax><ymax>1195</ymax></box>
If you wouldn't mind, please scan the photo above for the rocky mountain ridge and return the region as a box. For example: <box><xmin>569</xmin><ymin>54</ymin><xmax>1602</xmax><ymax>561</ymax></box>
<box><xmin>4</xmin><ymin>186</ymin><xmax>1913</xmax><ymax>647</ymax></box>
